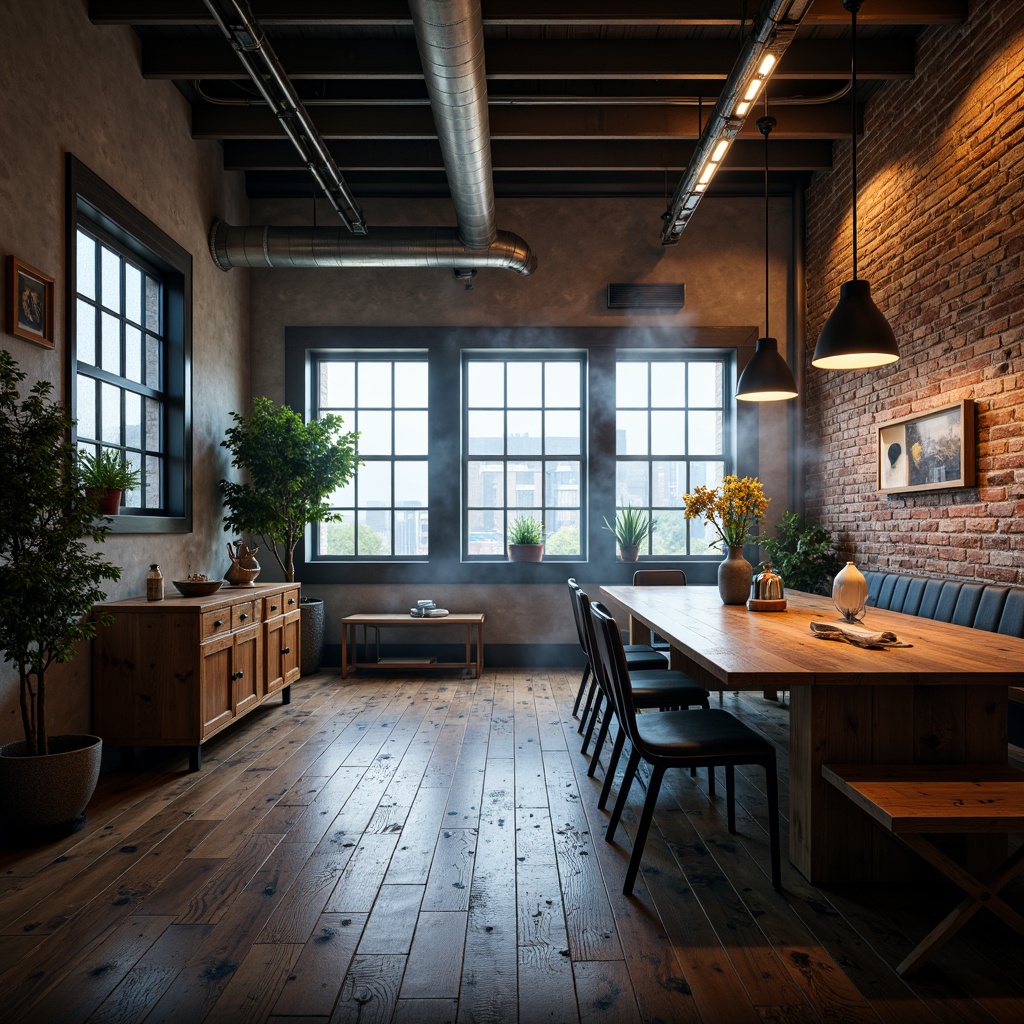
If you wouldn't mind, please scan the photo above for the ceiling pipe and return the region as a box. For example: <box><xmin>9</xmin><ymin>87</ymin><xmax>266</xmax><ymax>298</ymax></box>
<box><xmin>201</xmin><ymin>0</ymin><xmax>367</xmax><ymax>234</ymax></box>
<box><xmin>661</xmin><ymin>0</ymin><xmax>815</xmax><ymax>244</ymax></box>
<box><xmin>209</xmin><ymin>0</ymin><xmax>536</xmax><ymax>276</ymax></box>
<box><xmin>210</xmin><ymin>222</ymin><xmax>537</xmax><ymax>275</ymax></box>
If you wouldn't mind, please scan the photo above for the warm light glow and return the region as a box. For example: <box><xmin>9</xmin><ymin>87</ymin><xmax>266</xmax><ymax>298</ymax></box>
<box><xmin>758</xmin><ymin>53</ymin><xmax>777</xmax><ymax>76</ymax></box>
<box><xmin>698</xmin><ymin>163</ymin><xmax>716</xmax><ymax>185</ymax></box>
<box><xmin>694</xmin><ymin>182</ymin><xmax>708</xmax><ymax>192</ymax></box>
<box><xmin>736</xmin><ymin>388</ymin><xmax>799</xmax><ymax>403</ymax></box>
<box><xmin>735</xmin><ymin>100</ymin><xmax>751</xmax><ymax>116</ymax></box>
<box><xmin>711</xmin><ymin>139</ymin><xmax>730</xmax><ymax>162</ymax></box>
<box><xmin>812</xmin><ymin>351</ymin><xmax>900</xmax><ymax>370</ymax></box>
<box><xmin>744</xmin><ymin>79</ymin><xmax>762</xmax><ymax>102</ymax></box>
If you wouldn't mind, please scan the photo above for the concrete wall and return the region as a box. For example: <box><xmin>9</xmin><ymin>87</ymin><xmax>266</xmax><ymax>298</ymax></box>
<box><xmin>245</xmin><ymin>192</ymin><xmax>799</xmax><ymax>656</ymax></box>
<box><xmin>804</xmin><ymin>0</ymin><xmax>1024</xmax><ymax>583</ymax></box>
<box><xmin>0</xmin><ymin>0</ymin><xmax>249</xmax><ymax>742</ymax></box>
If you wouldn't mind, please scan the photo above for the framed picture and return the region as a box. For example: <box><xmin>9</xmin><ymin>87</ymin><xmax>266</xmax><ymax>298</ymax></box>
<box><xmin>6</xmin><ymin>256</ymin><xmax>55</xmax><ymax>348</ymax></box>
<box><xmin>877</xmin><ymin>399</ymin><xmax>975</xmax><ymax>494</ymax></box>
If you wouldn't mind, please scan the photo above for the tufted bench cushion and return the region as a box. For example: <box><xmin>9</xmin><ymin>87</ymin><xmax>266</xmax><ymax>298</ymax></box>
<box><xmin>863</xmin><ymin>571</ymin><xmax>1024</xmax><ymax>732</ymax></box>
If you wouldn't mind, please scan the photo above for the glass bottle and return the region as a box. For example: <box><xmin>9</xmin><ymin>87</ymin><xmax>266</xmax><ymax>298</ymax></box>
<box><xmin>146</xmin><ymin>563</ymin><xmax>164</xmax><ymax>602</ymax></box>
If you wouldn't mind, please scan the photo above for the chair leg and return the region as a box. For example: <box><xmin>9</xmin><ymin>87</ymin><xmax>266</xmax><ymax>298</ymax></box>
<box><xmin>577</xmin><ymin>677</ymin><xmax>596</xmax><ymax>734</ymax></box>
<box><xmin>725</xmin><ymin>764</ymin><xmax>736</xmax><ymax>833</ymax></box>
<box><xmin>588</xmin><ymin>706</ymin><xmax>614</xmax><ymax>777</ymax></box>
<box><xmin>623</xmin><ymin>764</ymin><xmax>666</xmax><ymax>896</ymax></box>
<box><xmin>606</xmin><ymin>746</ymin><xmax>641</xmax><ymax>843</ymax></box>
<box><xmin>707</xmin><ymin>765</ymin><xmax>716</xmax><ymax>798</ymax></box>
<box><xmin>581</xmin><ymin>690</ymin><xmax>603</xmax><ymax>755</ymax></box>
<box><xmin>572</xmin><ymin>663</ymin><xmax>591</xmax><ymax>717</ymax></box>
<box><xmin>765</xmin><ymin>754</ymin><xmax>782</xmax><ymax>890</ymax></box>
<box><xmin>598</xmin><ymin>728</ymin><xmax>626</xmax><ymax>810</ymax></box>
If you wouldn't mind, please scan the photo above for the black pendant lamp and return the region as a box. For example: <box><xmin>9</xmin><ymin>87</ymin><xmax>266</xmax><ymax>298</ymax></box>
<box><xmin>812</xmin><ymin>0</ymin><xmax>899</xmax><ymax>370</ymax></box>
<box><xmin>736</xmin><ymin>112</ymin><xmax>798</xmax><ymax>402</ymax></box>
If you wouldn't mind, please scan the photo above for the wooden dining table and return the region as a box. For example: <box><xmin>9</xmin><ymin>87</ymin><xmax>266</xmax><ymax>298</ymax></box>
<box><xmin>600</xmin><ymin>585</ymin><xmax>1024</xmax><ymax>885</ymax></box>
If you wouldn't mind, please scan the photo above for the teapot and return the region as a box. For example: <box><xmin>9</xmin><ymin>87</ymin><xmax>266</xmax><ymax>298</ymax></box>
<box><xmin>752</xmin><ymin>561</ymin><xmax>784</xmax><ymax>601</ymax></box>
<box><xmin>225</xmin><ymin>540</ymin><xmax>261</xmax><ymax>586</ymax></box>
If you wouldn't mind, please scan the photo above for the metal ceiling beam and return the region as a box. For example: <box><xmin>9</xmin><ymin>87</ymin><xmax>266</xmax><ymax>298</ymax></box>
<box><xmin>194</xmin><ymin>102</ymin><xmax>858</xmax><ymax>141</ymax></box>
<box><xmin>92</xmin><ymin>0</ymin><xmax>967</xmax><ymax>27</ymax></box>
<box><xmin>141</xmin><ymin>37</ymin><xmax>916</xmax><ymax>81</ymax></box>
<box><xmin>221</xmin><ymin>138</ymin><xmax>835</xmax><ymax>172</ymax></box>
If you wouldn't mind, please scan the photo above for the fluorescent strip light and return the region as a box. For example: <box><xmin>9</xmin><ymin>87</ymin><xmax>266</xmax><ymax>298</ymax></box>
<box><xmin>744</xmin><ymin>79</ymin><xmax>763</xmax><ymax>102</ymax></box>
<box><xmin>711</xmin><ymin>139</ymin><xmax>730</xmax><ymax>162</ymax></box>
<box><xmin>698</xmin><ymin>163</ymin><xmax>717</xmax><ymax>185</ymax></box>
<box><xmin>735</xmin><ymin>100</ymin><xmax>751</xmax><ymax>116</ymax></box>
<box><xmin>758</xmin><ymin>53</ymin><xmax>777</xmax><ymax>76</ymax></box>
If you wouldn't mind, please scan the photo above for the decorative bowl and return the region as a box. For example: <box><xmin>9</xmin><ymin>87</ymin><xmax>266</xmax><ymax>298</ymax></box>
<box><xmin>171</xmin><ymin>579</ymin><xmax>225</xmax><ymax>597</ymax></box>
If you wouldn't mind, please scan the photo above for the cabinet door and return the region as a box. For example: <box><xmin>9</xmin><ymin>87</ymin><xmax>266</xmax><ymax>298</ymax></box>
<box><xmin>232</xmin><ymin>623</ymin><xmax>262</xmax><ymax>715</ymax></box>
<box><xmin>265</xmin><ymin>611</ymin><xmax>301</xmax><ymax>694</ymax></box>
<box><xmin>281</xmin><ymin>610</ymin><xmax>301</xmax><ymax>687</ymax></box>
<box><xmin>200</xmin><ymin>633</ymin><xmax>234</xmax><ymax>738</ymax></box>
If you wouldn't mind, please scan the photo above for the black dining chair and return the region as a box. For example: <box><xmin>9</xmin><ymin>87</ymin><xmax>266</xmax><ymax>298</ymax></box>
<box><xmin>631</xmin><ymin>568</ymin><xmax>686</xmax><ymax>650</ymax></box>
<box><xmin>567</xmin><ymin>578</ymin><xmax>666</xmax><ymax>727</ymax></box>
<box><xmin>588</xmin><ymin>599</ymin><xmax>782</xmax><ymax>895</ymax></box>
<box><xmin>574</xmin><ymin>586</ymin><xmax>712</xmax><ymax>805</ymax></box>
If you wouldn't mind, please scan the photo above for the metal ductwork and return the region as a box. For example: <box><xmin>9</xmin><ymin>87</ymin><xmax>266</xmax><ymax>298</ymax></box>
<box><xmin>210</xmin><ymin>222</ymin><xmax>537</xmax><ymax>275</ymax></box>
<box><xmin>210</xmin><ymin>0</ymin><xmax>535</xmax><ymax>276</ymax></box>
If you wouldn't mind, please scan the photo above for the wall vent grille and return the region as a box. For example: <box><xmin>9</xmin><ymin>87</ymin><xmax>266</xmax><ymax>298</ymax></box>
<box><xmin>607</xmin><ymin>283</ymin><xmax>685</xmax><ymax>308</ymax></box>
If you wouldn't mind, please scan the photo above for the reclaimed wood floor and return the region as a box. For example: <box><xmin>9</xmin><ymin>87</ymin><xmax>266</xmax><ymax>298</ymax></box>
<box><xmin>1</xmin><ymin>668</ymin><xmax>1022</xmax><ymax>1024</ymax></box>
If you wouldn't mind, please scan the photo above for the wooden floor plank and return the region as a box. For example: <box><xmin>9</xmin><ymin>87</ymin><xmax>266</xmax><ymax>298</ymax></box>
<box><xmin>0</xmin><ymin>670</ymin><xmax>1019</xmax><ymax>1024</ymax></box>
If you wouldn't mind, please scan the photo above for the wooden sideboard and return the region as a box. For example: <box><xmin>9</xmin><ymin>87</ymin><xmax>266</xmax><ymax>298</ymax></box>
<box><xmin>93</xmin><ymin>583</ymin><xmax>301</xmax><ymax>770</ymax></box>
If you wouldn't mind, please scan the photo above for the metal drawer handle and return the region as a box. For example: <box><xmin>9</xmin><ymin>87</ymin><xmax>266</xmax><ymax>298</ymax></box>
<box><xmin>287</xmin><ymin>597</ymin><xmax>296</xmax><ymax>605</ymax></box>
<box><xmin>239</xmin><ymin>613</ymin><xmax>248</xmax><ymax>621</ymax></box>
<box><xmin>281</xmin><ymin>646</ymin><xmax>291</xmax><ymax>655</ymax></box>
<box><xmin>270</xmin><ymin>603</ymin><xmax>278</xmax><ymax>611</ymax></box>
<box><xmin>232</xmin><ymin>670</ymin><xmax>244</xmax><ymax>681</ymax></box>
<box><xmin>214</xmin><ymin>619</ymin><xmax>224</xmax><ymax>627</ymax></box>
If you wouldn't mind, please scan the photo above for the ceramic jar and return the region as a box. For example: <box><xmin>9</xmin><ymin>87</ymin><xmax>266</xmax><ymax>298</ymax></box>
<box><xmin>718</xmin><ymin>545</ymin><xmax>753</xmax><ymax>605</ymax></box>
<box><xmin>832</xmin><ymin>561</ymin><xmax>868</xmax><ymax>621</ymax></box>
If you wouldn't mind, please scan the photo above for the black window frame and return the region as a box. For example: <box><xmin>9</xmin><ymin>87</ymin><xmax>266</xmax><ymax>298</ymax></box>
<box><xmin>66</xmin><ymin>155</ymin><xmax>192</xmax><ymax>534</ymax></box>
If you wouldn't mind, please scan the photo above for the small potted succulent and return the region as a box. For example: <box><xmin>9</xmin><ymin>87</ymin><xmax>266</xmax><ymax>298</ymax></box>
<box><xmin>603</xmin><ymin>504</ymin><xmax>656</xmax><ymax>562</ymax></box>
<box><xmin>79</xmin><ymin>447</ymin><xmax>141</xmax><ymax>516</ymax></box>
<box><xmin>507</xmin><ymin>515</ymin><xmax>545</xmax><ymax>562</ymax></box>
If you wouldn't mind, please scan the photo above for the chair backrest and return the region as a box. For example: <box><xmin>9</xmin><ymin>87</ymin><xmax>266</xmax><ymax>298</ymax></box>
<box><xmin>567</xmin><ymin>578</ymin><xmax>590</xmax><ymax>658</ymax></box>
<box><xmin>587</xmin><ymin>600</ymin><xmax>640</xmax><ymax>746</ymax></box>
<box><xmin>633</xmin><ymin>569</ymin><xmax>687</xmax><ymax>587</ymax></box>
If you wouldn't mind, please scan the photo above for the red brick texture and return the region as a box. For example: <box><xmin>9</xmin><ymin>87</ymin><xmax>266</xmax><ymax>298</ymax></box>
<box><xmin>803</xmin><ymin>0</ymin><xmax>1024</xmax><ymax>585</ymax></box>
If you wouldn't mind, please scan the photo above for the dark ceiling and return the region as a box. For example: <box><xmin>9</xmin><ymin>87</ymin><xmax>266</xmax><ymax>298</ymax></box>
<box><xmin>89</xmin><ymin>1</ymin><xmax>966</xmax><ymax>204</ymax></box>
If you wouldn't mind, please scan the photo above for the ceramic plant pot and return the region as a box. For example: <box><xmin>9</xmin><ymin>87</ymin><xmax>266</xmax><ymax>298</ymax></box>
<box><xmin>508</xmin><ymin>544</ymin><xmax>544</xmax><ymax>562</ymax></box>
<box><xmin>718</xmin><ymin>545</ymin><xmax>753</xmax><ymax>605</ymax></box>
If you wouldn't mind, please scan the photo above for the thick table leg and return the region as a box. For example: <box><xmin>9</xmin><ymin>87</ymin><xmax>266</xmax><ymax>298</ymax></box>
<box><xmin>341</xmin><ymin>623</ymin><xmax>350</xmax><ymax>678</ymax></box>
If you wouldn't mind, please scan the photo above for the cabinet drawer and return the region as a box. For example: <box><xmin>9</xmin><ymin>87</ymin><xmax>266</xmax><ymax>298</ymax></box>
<box><xmin>232</xmin><ymin>601</ymin><xmax>258</xmax><ymax>629</ymax></box>
<box><xmin>202</xmin><ymin>608</ymin><xmax>232</xmax><ymax>639</ymax></box>
<box><xmin>264</xmin><ymin>588</ymin><xmax>299</xmax><ymax>619</ymax></box>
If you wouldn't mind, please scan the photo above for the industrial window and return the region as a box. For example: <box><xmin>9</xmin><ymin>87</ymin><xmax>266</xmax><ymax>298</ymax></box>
<box><xmin>614</xmin><ymin>355</ymin><xmax>728</xmax><ymax>557</ymax></box>
<box><xmin>68</xmin><ymin>156</ymin><xmax>192</xmax><ymax>533</ymax></box>
<box><xmin>463</xmin><ymin>353</ymin><xmax>586</xmax><ymax>560</ymax></box>
<box><xmin>313</xmin><ymin>354</ymin><xmax>429</xmax><ymax>558</ymax></box>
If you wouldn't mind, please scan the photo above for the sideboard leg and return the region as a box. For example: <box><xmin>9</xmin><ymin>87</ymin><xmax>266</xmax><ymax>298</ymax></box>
<box><xmin>282</xmin><ymin>685</ymin><xmax>292</xmax><ymax>705</ymax></box>
<box><xmin>189</xmin><ymin>746</ymin><xmax>201</xmax><ymax>772</ymax></box>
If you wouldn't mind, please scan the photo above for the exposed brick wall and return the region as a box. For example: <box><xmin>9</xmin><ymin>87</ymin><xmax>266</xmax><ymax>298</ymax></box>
<box><xmin>804</xmin><ymin>0</ymin><xmax>1024</xmax><ymax>585</ymax></box>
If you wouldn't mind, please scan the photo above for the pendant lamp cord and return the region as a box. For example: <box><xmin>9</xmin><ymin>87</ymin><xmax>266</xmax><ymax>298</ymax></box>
<box><xmin>757</xmin><ymin>104</ymin><xmax>776</xmax><ymax>340</ymax></box>
<box><xmin>848</xmin><ymin>0</ymin><xmax>860</xmax><ymax>280</ymax></box>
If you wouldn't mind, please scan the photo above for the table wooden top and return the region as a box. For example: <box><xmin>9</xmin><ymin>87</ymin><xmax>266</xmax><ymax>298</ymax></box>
<box><xmin>341</xmin><ymin>612</ymin><xmax>485</xmax><ymax>626</ymax></box>
<box><xmin>822</xmin><ymin>764</ymin><xmax>1024</xmax><ymax>833</ymax></box>
<box><xmin>599</xmin><ymin>586</ymin><xmax>1024</xmax><ymax>689</ymax></box>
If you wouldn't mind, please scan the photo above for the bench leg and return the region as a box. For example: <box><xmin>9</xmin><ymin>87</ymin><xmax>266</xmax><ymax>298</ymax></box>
<box><xmin>896</xmin><ymin>835</ymin><xmax>1024</xmax><ymax>976</ymax></box>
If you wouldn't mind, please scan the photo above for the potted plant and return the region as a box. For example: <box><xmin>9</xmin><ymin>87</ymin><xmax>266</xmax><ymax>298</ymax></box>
<box><xmin>0</xmin><ymin>351</ymin><xmax>121</xmax><ymax>837</ymax></box>
<box><xmin>79</xmin><ymin>447</ymin><xmax>141</xmax><ymax>515</ymax></box>
<box><xmin>219</xmin><ymin>397</ymin><xmax>359</xmax><ymax>674</ymax></box>
<box><xmin>602</xmin><ymin>504</ymin><xmax>656</xmax><ymax>562</ymax></box>
<box><xmin>762</xmin><ymin>511</ymin><xmax>844</xmax><ymax>596</ymax></box>
<box><xmin>507</xmin><ymin>515</ymin><xmax>545</xmax><ymax>562</ymax></box>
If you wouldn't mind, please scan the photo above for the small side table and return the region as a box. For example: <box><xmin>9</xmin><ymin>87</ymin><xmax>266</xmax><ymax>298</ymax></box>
<box><xmin>341</xmin><ymin>612</ymin><xmax>485</xmax><ymax>678</ymax></box>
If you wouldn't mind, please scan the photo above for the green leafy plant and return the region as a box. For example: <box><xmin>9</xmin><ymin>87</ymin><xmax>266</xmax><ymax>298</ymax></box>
<box><xmin>508</xmin><ymin>515</ymin><xmax>544</xmax><ymax>546</ymax></box>
<box><xmin>0</xmin><ymin>350</ymin><xmax>121</xmax><ymax>756</ymax></box>
<box><xmin>602</xmin><ymin>505</ymin><xmax>656</xmax><ymax>548</ymax></box>
<box><xmin>219</xmin><ymin>397</ymin><xmax>359</xmax><ymax>583</ymax></box>
<box><xmin>79</xmin><ymin>447</ymin><xmax>141</xmax><ymax>492</ymax></box>
<box><xmin>762</xmin><ymin>511</ymin><xmax>843</xmax><ymax>596</ymax></box>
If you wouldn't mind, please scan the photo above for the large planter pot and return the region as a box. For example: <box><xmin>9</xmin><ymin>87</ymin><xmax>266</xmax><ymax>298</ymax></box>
<box><xmin>0</xmin><ymin>734</ymin><xmax>102</xmax><ymax>838</ymax></box>
<box><xmin>300</xmin><ymin>597</ymin><xmax>325</xmax><ymax>675</ymax></box>
<box><xmin>508</xmin><ymin>543</ymin><xmax>544</xmax><ymax>562</ymax></box>
<box><xmin>718</xmin><ymin>545</ymin><xmax>753</xmax><ymax>605</ymax></box>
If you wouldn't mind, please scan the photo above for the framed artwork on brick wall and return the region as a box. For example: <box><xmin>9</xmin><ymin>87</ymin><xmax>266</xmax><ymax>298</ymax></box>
<box><xmin>877</xmin><ymin>399</ymin><xmax>975</xmax><ymax>494</ymax></box>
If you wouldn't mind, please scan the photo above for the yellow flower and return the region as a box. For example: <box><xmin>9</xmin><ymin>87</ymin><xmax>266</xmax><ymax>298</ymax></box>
<box><xmin>681</xmin><ymin>475</ymin><xmax>769</xmax><ymax>548</ymax></box>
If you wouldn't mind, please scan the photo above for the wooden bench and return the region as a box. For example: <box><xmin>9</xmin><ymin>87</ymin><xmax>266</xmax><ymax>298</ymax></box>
<box><xmin>823</xmin><ymin>763</ymin><xmax>1024</xmax><ymax>976</ymax></box>
<box><xmin>340</xmin><ymin>612</ymin><xmax>485</xmax><ymax>679</ymax></box>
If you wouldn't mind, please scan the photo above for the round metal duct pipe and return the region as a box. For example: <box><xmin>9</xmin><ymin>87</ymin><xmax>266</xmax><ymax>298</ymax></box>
<box><xmin>209</xmin><ymin>222</ymin><xmax>537</xmax><ymax>276</ymax></box>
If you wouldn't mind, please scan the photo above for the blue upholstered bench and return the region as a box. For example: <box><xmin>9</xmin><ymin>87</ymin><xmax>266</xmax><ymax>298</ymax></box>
<box><xmin>863</xmin><ymin>571</ymin><xmax>1024</xmax><ymax>742</ymax></box>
